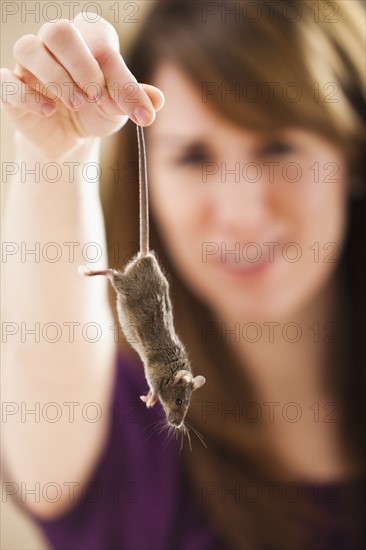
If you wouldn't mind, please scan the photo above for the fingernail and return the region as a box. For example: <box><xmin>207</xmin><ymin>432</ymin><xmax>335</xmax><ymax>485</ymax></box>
<box><xmin>132</xmin><ymin>106</ymin><xmax>154</xmax><ymax>126</ymax></box>
<box><xmin>41</xmin><ymin>103</ymin><xmax>56</xmax><ymax>116</ymax></box>
<box><xmin>70</xmin><ymin>89</ymin><xmax>85</xmax><ymax>109</ymax></box>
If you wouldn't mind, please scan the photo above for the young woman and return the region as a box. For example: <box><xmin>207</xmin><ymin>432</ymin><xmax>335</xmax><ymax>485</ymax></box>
<box><xmin>2</xmin><ymin>1</ymin><xmax>365</xmax><ymax>548</ymax></box>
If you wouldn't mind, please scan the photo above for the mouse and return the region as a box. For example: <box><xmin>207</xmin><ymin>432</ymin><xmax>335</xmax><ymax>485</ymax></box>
<box><xmin>79</xmin><ymin>125</ymin><xmax>206</xmax><ymax>430</ymax></box>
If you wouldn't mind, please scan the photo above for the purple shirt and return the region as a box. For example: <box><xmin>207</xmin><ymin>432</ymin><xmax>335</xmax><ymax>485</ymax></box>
<box><xmin>17</xmin><ymin>353</ymin><xmax>365</xmax><ymax>549</ymax></box>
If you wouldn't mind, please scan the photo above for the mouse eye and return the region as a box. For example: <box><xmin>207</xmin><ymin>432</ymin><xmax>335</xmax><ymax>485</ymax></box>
<box><xmin>175</xmin><ymin>398</ymin><xmax>183</xmax><ymax>407</ymax></box>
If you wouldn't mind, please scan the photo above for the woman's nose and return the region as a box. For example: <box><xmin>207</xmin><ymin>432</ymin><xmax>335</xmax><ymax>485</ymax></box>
<box><xmin>212</xmin><ymin>168</ymin><xmax>270</xmax><ymax>232</ymax></box>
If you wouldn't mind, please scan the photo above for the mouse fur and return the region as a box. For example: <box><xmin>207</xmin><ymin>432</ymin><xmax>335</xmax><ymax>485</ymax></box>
<box><xmin>107</xmin><ymin>250</ymin><xmax>205</xmax><ymax>426</ymax></box>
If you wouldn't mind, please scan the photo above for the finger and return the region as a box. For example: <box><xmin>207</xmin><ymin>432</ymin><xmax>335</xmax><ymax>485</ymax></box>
<box><xmin>94</xmin><ymin>50</ymin><xmax>156</xmax><ymax>126</ymax></box>
<box><xmin>73</xmin><ymin>15</ymin><xmax>156</xmax><ymax>126</ymax></box>
<box><xmin>38</xmin><ymin>20</ymin><xmax>114</xmax><ymax>110</ymax></box>
<box><xmin>140</xmin><ymin>84</ymin><xmax>165</xmax><ymax>112</ymax></box>
<box><xmin>13</xmin><ymin>34</ymin><xmax>85</xmax><ymax>110</ymax></box>
<box><xmin>13</xmin><ymin>64</ymin><xmax>72</xmax><ymax>111</ymax></box>
<box><xmin>0</xmin><ymin>68</ymin><xmax>56</xmax><ymax>117</ymax></box>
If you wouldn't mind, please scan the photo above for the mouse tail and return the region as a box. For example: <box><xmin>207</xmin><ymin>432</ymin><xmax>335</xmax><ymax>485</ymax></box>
<box><xmin>137</xmin><ymin>124</ymin><xmax>149</xmax><ymax>256</ymax></box>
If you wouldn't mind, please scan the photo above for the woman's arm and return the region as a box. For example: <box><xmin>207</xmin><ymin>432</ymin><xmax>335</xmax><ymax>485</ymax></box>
<box><xmin>1</xmin><ymin>133</ymin><xmax>119</xmax><ymax>520</ymax></box>
<box><xmin>1</xmin><ymin>14</ymin><xmax>163</xmax><ymax>520</ymax></box>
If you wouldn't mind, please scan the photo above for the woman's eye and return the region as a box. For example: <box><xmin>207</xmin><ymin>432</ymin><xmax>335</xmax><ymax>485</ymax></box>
<box><xmin>175</xmin><ymin>147</ymin><xmax>209</xmax><ymax>165</ymax></box>
<box><xmin>175</xmin><ymin>398</ymin><xmax>183</xmax><ymax>407</ymax></box>
<box><xmin>178</xmin><ymin>154</ymin><xmax>204</xmax><ymax>165</ymax></box>
<box><xmin>262</xmin><ymin>141</ymin><xmax>294</xmax><ymax>156</ymax></box>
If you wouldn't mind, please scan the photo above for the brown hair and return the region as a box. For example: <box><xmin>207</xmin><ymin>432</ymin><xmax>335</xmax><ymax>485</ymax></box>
<box><xmin>103</xmin><ymin>1</ymin><xmax>365</xmax><ymax>548</ymax></box>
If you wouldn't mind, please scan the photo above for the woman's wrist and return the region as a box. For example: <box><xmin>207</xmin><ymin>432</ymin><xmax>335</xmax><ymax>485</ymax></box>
<box><xmin>14</xmin><ymin>130</ymin><xmax>101</xmax><ymax>164</ymax></box>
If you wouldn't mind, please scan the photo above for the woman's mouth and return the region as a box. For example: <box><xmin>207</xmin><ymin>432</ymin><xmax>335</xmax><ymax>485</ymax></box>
<box><xmin>212</xmin><ymin>240</ymin><xmax>284</xmax><ymax>279</ymax></box>
<box><xmin>217</xmin><ymin>257</ymin><xmax>271</xmax><ymax>278</ymax></box>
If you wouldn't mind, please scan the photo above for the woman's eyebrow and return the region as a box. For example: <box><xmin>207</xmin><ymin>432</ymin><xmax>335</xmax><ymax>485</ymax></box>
<box><xmin>148</xmin><ymin>134</ymin><xmax>210</xmax><ymax>149</ymax></box>
<box><xmin>148</xmin><ymin>130</ymin><xmax>292</xmax><ymax>149</ymax></box>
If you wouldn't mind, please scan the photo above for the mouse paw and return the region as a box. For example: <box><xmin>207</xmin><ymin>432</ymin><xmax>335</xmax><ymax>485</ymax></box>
<box><xmin>139</xmin><ymin>391</ymin><xmax>158</xmax><ymax>408</ymax></box>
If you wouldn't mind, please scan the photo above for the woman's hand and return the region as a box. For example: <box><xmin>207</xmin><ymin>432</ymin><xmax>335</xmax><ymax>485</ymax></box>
<box><xmin>0</xmin><ymin>14</ymin><xmax>165</xmax><ymax>159</ymax></box>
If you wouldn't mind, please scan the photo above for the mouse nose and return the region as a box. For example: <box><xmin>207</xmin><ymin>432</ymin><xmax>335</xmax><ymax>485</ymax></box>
<box><xmin>168</xmin><ymin>412</ymin><xmax>182</xmax><ymax>426</ymax></box>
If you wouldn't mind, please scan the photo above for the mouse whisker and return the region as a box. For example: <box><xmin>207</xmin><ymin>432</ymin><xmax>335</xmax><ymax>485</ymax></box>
<box><xmin>153</xmin><ymin>423</ymin><xmax>169</xmax><ymax>438</ymax></box>
<box><xmin>161</xmin><ymin>425</ymin><xmax>175</xmax><ymax>452</ymax></box>
<box><xmin>154</xmin><ymin>421</ymin><xmax>171</xmax><ymax>438</ymax></box>
<box><xmin>142</xmin><ymin>418</ymin><xmax>165</xmax><ymax>433</ymax></box>
<box><xmin>178</xmin><ymin>429</ymin><xmax>185</xmax><ymax>458</ymax></box>
<box><xmin>183</xmin><ymin>423</ymin><xmax>192</xmax><ymax>452</ymax></box>
<box><xmin>144</xmin><ymin>419</ymin><xmax>169</xmax><ymax>443</ymax></box>
<box><xmin>185</xmin><ymin>420</ymin><xmax>208</xmax><ymax>449</ymax></box>
<box><xmin>144</xmin><ymin>417</ymin><xmax>166</xmax><ymax>431</ymax></box>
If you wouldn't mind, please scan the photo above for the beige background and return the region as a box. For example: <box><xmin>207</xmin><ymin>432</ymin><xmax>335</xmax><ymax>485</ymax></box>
<box><xmin>1</xmin><ymin>2</ymin><xmax>154</xmax><ymax>548</ymax></box>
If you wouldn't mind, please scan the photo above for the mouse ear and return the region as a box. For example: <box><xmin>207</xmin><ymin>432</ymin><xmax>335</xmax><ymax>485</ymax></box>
<box><xmin>173</xmin><ymin>370</ymin><xmax>193</xmax><ymax>386</ymax></box>
<box><xmin>192</xmin><ymin>375</ymin><xmax>206</xmax><ymax>390</ymax></box>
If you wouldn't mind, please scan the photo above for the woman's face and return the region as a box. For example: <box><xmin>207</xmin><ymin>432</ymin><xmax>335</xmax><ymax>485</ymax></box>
<box><xmin>147</xmin><ymin>62</ymin><xmax>349</xmax><ymax>321</ymax></box>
